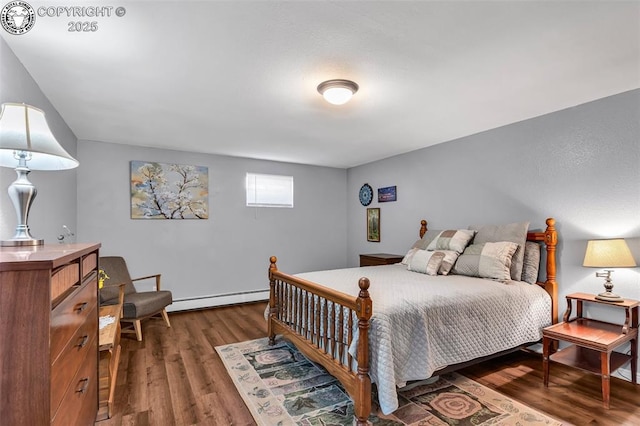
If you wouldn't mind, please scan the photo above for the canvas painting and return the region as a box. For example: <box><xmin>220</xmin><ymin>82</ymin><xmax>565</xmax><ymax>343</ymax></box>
<box><xmin>367</xmin><ymin>208</ymin><xmax>380</xmax><ymax>242</ymax></box>
<box><xmin>130</xmin><ymin>161</ymin><xmax>209</xmax><ymax>219</ymax></box>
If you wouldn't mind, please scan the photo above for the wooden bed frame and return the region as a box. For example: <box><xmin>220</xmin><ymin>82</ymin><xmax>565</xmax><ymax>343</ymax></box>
<box><xmin>268</xmin><ymin>218</ymin><xmax>558</xmax><ymax>425</ymax></box>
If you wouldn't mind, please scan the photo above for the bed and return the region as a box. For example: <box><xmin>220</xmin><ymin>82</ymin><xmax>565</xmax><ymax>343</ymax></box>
<box><xmin>267</xmin><ymin>218</ymin><xmax>558</xmax><ymax>425</ymax></box>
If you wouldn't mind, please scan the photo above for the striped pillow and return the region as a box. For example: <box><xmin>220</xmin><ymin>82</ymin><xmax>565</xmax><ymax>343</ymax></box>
<box><xmin>426</xmin><ymin>229</ymin><xmax>476</xmax><ymax>254</ymax></box>
<box><xmin>452</xmin><ymin>241</ymin><xmax>519</xmax><ymax>281</ymax></box>
<box><xmin>407</xmin><ymin>249</ymin><xmax>444</xmax><ymax>275</ymax></box>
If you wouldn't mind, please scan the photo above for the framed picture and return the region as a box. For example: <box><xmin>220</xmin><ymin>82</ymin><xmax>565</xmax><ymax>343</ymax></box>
<box><xmin>378</xmin><ymin>185</ymin><xmax>397</xmax><ymax>202</ymax></box>
<box><xmin>366</xmin><ymin>208</ymin><xmax>380</xmax><ymax>242</ymax></box>
<box><xmin>130</xmin><ymin>161</ymin><xmax>209</xmax><ymax>219</ymax></box>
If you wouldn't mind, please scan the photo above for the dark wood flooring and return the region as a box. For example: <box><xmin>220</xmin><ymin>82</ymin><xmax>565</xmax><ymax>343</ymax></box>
<box><xmin>97</xmin><ymin>302</ymin><xmax>640</xmax><ymax>426</ymax></box>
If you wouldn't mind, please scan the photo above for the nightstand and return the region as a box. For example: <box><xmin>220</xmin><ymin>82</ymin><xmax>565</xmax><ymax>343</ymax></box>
<box><xmin>359</xmin><ymin>253</ymin><xmax>404</xmax><ymax>267</ymax></box>
<box><xmin>542</xmin><ymin>292</ymin><xmax>638</xmax><ymax>408</ymax></box>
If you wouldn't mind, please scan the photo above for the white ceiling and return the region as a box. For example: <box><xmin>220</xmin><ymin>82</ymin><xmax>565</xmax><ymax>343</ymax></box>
<box><xmin>2</xmin><ymin>1</ymin><xmax>639</xmax><ymax>168</ymax></box>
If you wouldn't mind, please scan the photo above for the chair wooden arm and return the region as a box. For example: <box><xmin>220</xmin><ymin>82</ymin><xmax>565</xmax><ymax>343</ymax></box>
<box><xmin>131</xmin><ymin>274</ymin><xmax>162</xmax><ymax>291</ymax></box>
<box><xmin>117</xmin><ymin>283</ymin><xmax>125</xmax><ymax>317</ymax></box>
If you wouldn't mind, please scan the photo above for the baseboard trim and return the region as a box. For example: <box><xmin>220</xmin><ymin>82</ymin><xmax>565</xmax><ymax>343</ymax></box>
<box><xmin>167</xmin><ymin>290</ymin><xmax>269</xmax><ymax>312</ymax></box>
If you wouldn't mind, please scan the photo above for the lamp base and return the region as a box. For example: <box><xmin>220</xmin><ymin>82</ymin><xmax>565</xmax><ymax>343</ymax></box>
<box><xmin>1</xmin><ymin>238</ymin><xmax>44</xmax><ymax>247</ymax></box>
<box><xmin>595</xmin><ymin>291</ymin><xmax>624</xmax><ymax>303</ymax></box>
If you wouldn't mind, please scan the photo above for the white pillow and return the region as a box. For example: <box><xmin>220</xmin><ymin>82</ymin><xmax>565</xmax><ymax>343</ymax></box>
<box><xmin>408</xmin><ymin>249</ymin><xmax>460</xmax><ymax>276</ymax></box>
<box><xmin>401</xmin><ymin>247</ymin><xmax>419</xmax><ymax>265</ymax></box>
<box><xmin>407</xmin><ymin>249</ymin><xmax>444</xmax><ymax>275</ymax></box>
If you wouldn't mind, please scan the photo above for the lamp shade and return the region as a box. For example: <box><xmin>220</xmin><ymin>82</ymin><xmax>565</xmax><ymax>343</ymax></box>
<box><xmin>583</xmin><ymin>239</ymin><xmax>637</xmax><ymax>268</ymax></box>
<box><xmin>0</xmin><ymin>103</ymin><xmax>78</xmax><ymax>170</ymax></box>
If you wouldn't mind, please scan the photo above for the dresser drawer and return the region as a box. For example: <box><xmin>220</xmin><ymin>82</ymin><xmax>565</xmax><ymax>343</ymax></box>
<box><xmin>51</xmin><ymin>262</ymin><xmax>80</xmax><ymax>301</ymax></box>
<box><xmin>50</xmin><ymin>304</ymin><xmax>97</xmax><ymax>416</ymax></box>
<box><xmin>82</xmin><ymin>252</ymin><xmax>97</xmax><ymax>280</ymax></box>
<box><xmin>51</xmin><ymin>280</ymin><xmax>97</xmax><ymax>363</ymax></box>
<box><xmin>51</xmin><ymin>340</ymin><xmax>98</xmax><ymax>426</ymax></box>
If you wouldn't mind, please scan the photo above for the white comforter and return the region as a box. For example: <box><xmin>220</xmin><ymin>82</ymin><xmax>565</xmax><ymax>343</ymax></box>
<box><xmin>294</xmin><ymin>264</ymin><xmax>552</xmax><ymax>414</ymax></box>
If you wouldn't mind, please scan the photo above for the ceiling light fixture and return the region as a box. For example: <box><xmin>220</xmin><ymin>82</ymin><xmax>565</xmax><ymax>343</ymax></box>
<box><xmin>317</xmin><ymin>79</ymin><xmax>359</xmax><ymax>105</ymax></box>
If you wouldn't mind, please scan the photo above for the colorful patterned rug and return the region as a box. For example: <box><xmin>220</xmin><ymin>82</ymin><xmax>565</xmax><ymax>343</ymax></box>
<box><xmin>216</xmin><ymin>337</ymin><xmax>565</xmax><ymax>426</ymax></box>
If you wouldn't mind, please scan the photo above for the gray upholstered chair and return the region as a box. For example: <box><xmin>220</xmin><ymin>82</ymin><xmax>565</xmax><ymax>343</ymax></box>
<box><xmin>99</xmin><ymin>256</ymin><xmax>173</xmax><ymax>341</ymax></box>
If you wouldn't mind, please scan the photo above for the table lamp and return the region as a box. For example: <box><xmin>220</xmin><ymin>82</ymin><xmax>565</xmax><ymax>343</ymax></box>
<box><xmin>0</xmin><ymin>103</ymin><xmax>79</xmax><ymax>246</ymax></box>
<box><xmin>583</xmin><ymin>238</ymin><xmax>637</xmax><ymax>302</ymax></box>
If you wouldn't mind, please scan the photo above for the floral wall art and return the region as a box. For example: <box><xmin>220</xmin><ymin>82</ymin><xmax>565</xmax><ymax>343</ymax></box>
<box><xmin>130</xmin><ymin>161</ymin><xmax>209</xmax><ymax>219</ymax></box>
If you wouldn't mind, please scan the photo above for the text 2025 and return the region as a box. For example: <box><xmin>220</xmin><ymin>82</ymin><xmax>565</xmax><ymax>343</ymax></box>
<box><xmin>68</xmin><ymin>21</ymin><xmax>98</xmax><ymax>32</ymax></box>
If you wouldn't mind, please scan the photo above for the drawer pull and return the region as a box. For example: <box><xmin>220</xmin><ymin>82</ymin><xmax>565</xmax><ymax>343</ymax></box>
<box><xmin>76</xmin><ymin>377</ymin><xmax>90</xmax><ymax>394</ymax></box>
<box><xmin>74</xmin><ymin>302</ymin><xmax>88</xmax><ymax>313</ymax></box>
<box><xmin>76</xmin><ymin>335</ymin><xmax>89</xmax><ymax>348</ymax></box>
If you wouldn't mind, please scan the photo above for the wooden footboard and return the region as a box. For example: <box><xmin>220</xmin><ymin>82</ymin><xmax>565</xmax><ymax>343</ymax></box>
<box><xmin>268</xmin><ymin>217</ymin><xmax>559</xmax><ymax>424</ymax></box>
<box><xmin>268</xmin><ymin>256</ymin><xmax>372</xmax><ymax>425</ymax></box>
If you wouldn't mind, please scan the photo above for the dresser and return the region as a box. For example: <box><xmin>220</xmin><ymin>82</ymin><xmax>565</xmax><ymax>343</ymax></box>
<box><xmin>359</xmin><ymin>253</ymin><xmax>404</xmax><ymax>267</ymax></box>
<box><xmin>0</xmin><ymin>243</ymin><xmax>101</xmax><ymax>425</ymax></box>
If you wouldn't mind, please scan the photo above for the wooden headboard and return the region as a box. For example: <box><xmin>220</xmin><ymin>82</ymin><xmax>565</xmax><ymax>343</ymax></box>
<box><xmin>418</xmin><ymin>218</ymin><xmax>559</xmax><ymax>324</ymax></box>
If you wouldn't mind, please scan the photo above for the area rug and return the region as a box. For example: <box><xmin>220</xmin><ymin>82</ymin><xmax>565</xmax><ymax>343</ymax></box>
<box><xmin>215</xmin><ymin>337</ymin><xmax>564</xmax><ymax>426</ymax></box>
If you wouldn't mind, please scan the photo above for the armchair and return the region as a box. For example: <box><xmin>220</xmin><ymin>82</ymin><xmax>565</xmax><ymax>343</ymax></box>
<box><xmin>99</xmin><ymin>256</ymin><xmax>173</xmax><ymax>341</ymax></box>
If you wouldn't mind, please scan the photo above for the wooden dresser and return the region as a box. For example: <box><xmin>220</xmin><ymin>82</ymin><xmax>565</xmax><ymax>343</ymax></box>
<box><xmin>359</xmin><ymin>253</ymin><xmax>404</xmax><ymax>266</ymax></box>
<box><xmin>0</xmin><ymin>243</ymin><xmax>101</xmax><ymax>425</ymax></box>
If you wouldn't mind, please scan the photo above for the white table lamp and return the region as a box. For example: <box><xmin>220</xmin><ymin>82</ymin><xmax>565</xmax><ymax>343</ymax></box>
<box><xmin>0</xmin><ymin>103</ymin><xmax>79</xmax><ymax>246</ymax></box>
<box><xmin>583</xmin><ymin>238</ymin><xmax>637</xmax><ymax>302</ymax></box>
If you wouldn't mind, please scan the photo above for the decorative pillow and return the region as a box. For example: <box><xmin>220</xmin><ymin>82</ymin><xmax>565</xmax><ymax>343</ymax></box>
<box><xmin>407</xmin><ymin>249</ymin><xmax>444</xmax><ymax>275</ymax></box>
<box><xmin>401</xmin><ymin>247</ymin><xmax>419</xmax><ymax>265</ymax></box>
<box><xmin>521</xmin><ymin>241</ymin><xmax>541</xmax><ymax>284</ymax></box>
<box><xmin>469</xmin><ymin>221</ymin><xmax>529</xmax><ymax>281</ymax></box>
<box><xmin>437</xmin><ymin>250</ymin><xmax>462</xmax><ymax>275</ymax></box>
<box><xmin>426</xmin><ymin>229</ymin><xmax>476</xmax><ymax>254</ymax></box>
<box><xmin>410</xmin><ymin>229</ymin><xmax>443</xmax><ymax>251</ymax></box>
<box><xmin>452</xmin><ymin>241</ymin><xmax>519</xmax><ymax>281</ymax></box>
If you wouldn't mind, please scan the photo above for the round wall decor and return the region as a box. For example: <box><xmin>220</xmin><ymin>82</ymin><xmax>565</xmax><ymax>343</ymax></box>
<box><xmin>359</xmin><ymin>183</ymin><xmax>373</xmax><ymax>206</ymax></box>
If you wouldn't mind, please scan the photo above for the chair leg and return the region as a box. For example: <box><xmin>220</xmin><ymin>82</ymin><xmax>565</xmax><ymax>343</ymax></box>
<box><xmin>161</xmin><ymin>309</ymin><xmax>171</xmax><ymax>328</ymax></box>
<box><xmin>134</xmin><ymin>320</ymin><xmax>143</xmax><ymax>341</ymax></box>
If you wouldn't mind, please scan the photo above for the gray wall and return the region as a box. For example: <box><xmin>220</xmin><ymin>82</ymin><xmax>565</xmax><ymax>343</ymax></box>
<box><xmin>347</xmin><ymin>89</ymin><xmax>640</xmax><ymax>378</ymax></box>
<box><xmin>76</xmin><ymin>140</ymin><xmax>348</xmax><ymax>307</ymax></box>
<box><xmin>0</xmin><ymin>38</ymin><xmax>78</xmax><ymax>243</ymax></box>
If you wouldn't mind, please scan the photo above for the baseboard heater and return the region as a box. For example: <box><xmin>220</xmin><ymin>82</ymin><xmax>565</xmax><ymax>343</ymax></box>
<box><xmin>167</xmin><ymin>289</ymin><xmax>269</xmax><ymax>312</ymax></box>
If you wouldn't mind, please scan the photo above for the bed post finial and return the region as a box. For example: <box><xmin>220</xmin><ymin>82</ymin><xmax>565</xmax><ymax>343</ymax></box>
<box><xmin>268</xmin><ymin>256</ymin><xmax>278</xmax><ymax>345</ymax></box>
<box><xmin>358</xmin><ymin>277</ymin><xmax>370</xmax><ymax>297</ymax></box>
<box><xmin>355</xmin><ymin>277</ymin><xmax>372</xmax><ymax>425</ymax></box>
<box><xmin>420</xmin><ymin>219</ymin><xmax>428</xmax><ymax>238</ymax></box>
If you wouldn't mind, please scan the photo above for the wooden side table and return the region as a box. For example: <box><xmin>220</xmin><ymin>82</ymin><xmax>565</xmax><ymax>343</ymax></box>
<box><xmin>542</xmin><ymin>292</ymin><xmax>638</xmax><ymax>408</ymax></box>
<box><xmin>96</xmin><ymin>301</ymin><xmax>123</xmax><ymax>420</ymax></box>
<box><xmin>359</xmin><ymin>253</ymin><xmax>404</xmax><ymax>267</ymax></box>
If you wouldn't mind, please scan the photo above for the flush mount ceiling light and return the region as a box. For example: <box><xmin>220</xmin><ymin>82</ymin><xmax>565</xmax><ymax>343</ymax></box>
<box><xmin>317</xmin><ymin>79</ymin><xmax>359</xmax><ymax>105</ymax></box>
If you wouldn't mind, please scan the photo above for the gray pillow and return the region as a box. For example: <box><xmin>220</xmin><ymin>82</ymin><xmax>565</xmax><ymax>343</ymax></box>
<box><xmin>469</xmin><ymin>221</ymin><xmax>529</xmax><ymax>281</ymax></box>
<box><xmin>521</xmin><ymin>241</ymin><xmax>541</xmax><ymax>284</ymax></box>
<box><xmin>452</xmin><ymin>241</ymin><xmax>518</xmax><ymax>281</ymax></box>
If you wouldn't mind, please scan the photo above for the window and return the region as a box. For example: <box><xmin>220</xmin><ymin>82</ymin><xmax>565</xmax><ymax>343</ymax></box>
<box><xmin>246</xmin><ymin>173</ymin><xmax>294</xmax><ymax>208</ymax></box>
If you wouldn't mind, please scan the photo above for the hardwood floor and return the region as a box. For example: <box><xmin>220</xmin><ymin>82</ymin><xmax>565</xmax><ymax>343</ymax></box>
<box><xmin>97</xmin><ymin>302</ymin><xmax>640</xmax><ymax>426</ymax></box>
